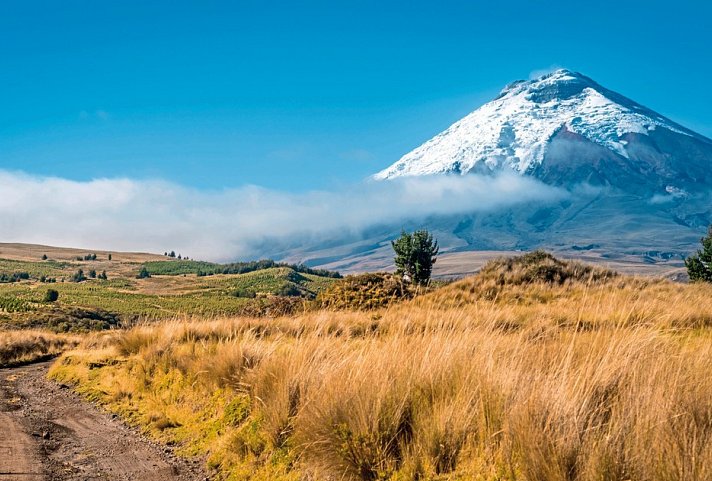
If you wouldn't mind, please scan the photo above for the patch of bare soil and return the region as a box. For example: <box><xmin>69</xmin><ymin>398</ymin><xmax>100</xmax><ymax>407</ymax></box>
<box><xmin>0</xmin><ymin>362</ymin><xmax>207</xmax><ymax>481</ymax></box>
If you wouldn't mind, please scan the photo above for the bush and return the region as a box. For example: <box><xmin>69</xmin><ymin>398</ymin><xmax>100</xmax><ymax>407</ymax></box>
<box><xmin>318</xmin><ymin>273</ymin><xmax>413</xmax><ymax>310</ymax></box>
<box><xmin>231</xmin><ymin>288</ymin><xmax>256</xmax><ymax>299</ymax></box>
<box><xmin>136</xmin><ymin>267</ymin><xmax>151</xmax><ymax>279</ymax></box>
<box><xmin>71</xmin><ymin>269</ymin><xmax>87</xmax><ymax>283</ymax></box>
<box><xmin>43</xmin><ymin>289</ymin><xmax>59</xmax><ymax>303</ymax></box>
<box><xmin>16</xmin><ymin>306</ymin><xmax>121</xmax><ymax>332</ymax></box>
<box><xmin>0</xmin><ymin>272</ymin><xmax>30</xmax><ymax>283</ymax></box>
<box><xmin>277</xmin><ymin>284</ymin><xmax>302</xmax><ymax>297</ymax></box>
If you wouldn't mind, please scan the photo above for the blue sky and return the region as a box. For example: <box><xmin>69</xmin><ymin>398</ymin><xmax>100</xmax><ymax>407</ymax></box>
<box><xmin>1</xmin><ymin>0</ymin><xmax>711</xmax><ymax>191</ymax></box>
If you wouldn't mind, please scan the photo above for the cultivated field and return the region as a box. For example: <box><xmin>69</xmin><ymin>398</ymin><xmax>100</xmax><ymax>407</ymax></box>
<box><xmin>0</xmin><ymin>244</ymin><xmax>339</xmax><ymax>333</ymax></box>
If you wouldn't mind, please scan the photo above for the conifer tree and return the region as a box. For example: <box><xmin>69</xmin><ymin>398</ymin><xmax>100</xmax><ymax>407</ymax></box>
<box><xmin>686</xmin><ymin>226</ymin><xmax>712</xmax><ymax>282</ymax></box>
<box><xmin>391</xmin><ymin>229</ymin><xmax>439</xmax><ymax>286</ymax></box>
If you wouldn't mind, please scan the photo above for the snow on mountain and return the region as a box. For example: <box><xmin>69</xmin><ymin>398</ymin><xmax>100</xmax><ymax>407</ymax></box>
<box><xmin>374</xmin><ymin>69</ymin><xmax>709</xmax><ymax>181</ymax></box>
<box><xmin>272</xmin><ymin>70</ymin><xmax>712</xmax><ymax>274</ymax></box>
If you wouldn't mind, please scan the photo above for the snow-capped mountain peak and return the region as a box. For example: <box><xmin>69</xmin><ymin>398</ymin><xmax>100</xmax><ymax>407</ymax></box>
<box><xmin>374</xmin><ymin>69</ymin><xmax>708</xmax><ymax>182</ymax></box>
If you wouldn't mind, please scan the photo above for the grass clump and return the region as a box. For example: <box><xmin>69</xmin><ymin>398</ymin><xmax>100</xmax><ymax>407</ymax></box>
<box><xmin>318</xmin><ymin>273</ymin><xmax>413</xmax><ymax>310</ymax></box>
<box><xmin>478</xmin><ymin>250</ymin><xmax>618</xmax><ymax>287</ymax></box>
<box><xmin>0</xmin><ymin>330</ymin><xmax>79</xmax><ymax>367</ymax></box>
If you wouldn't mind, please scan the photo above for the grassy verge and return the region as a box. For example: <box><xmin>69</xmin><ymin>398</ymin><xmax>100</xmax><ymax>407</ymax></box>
<box><xmin>48</xmin><ymin>254</ymin><xmax>712</xmax><ymax>480</ymax></box>
<box><xmin>0</xmin><ymin>330</ymin><xmax>80</xmax><ymax>367</ymax></box>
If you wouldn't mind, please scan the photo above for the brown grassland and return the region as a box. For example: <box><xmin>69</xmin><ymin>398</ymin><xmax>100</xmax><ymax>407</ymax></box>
<box><xmin>8</xmin><ymin>252</ymin><xmax>712</xmax><ymax>481</ymax></box>
<box><xmin>0</xmin><ymin>330</ymin><xmax>80</xmax><ymax>367</ymax></box>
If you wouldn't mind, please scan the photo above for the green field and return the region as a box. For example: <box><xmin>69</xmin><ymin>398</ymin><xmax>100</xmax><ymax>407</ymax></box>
<box><xmin>0</xmin><ymin>258</ymin><xmax>70</xmax><ymax>278</ymax></box>
<box><xmin>0</xmin><ymin>257</ymin><xmax>338</xmax><ymax>331</ymax></box>
<box><xmin>142</xmin><ymin>259</ymin><xmax>342</xmax><ymax>278</ymax></box>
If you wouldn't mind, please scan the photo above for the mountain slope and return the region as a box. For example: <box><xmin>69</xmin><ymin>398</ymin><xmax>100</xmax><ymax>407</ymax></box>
<box><xmin>275</xmin><ymin>70</ymin><xmax>712</xmax><ymax>276</ymax></box>
<box><xmin>375</xmin><ymin>69</ymin><xmax>712</xmax><ymax>195</ymax></box>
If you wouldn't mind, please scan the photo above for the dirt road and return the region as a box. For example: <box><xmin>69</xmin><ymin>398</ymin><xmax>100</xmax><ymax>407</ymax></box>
<box><xmin>0</xmin><ymin>362</ymin><xmax>207</xmax><ymax>481</ymax></box>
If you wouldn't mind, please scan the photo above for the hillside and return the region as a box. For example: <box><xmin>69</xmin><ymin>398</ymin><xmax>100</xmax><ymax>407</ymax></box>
<box><xmin>36</xmin><ymin>252</ymin><xmax>712</xmax><ymax>481</ymax></box>
<box><xmin>0</xmin><ymin>243</ymin><xmax>339</xmax><ymax>331</ymax></box>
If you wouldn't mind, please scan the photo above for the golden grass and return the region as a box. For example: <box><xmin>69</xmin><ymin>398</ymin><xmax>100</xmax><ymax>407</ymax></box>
<box><xmin>0</xmin><ymin>330</ymin><xmax>80</xmax><ymax>367</ymax></box>
<box><xmin>47</xmin><ymin>258</ymin><xmax>712</xmax><ymax>481</ymax></box>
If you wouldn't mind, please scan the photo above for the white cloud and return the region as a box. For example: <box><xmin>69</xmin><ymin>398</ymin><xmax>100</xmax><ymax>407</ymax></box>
<box><xmin>0</xmin><ymin>170</ymin><xmax>566</xmax><ymax>261</ymax></box>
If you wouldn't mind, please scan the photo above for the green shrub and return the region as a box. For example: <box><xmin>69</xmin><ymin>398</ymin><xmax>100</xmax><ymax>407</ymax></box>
<box><xmin>136</xmin><ymin>267</ymin><xmax>151</xmax><ymax>279</ymax></box>
<box><xmin>43</xmin><ymin>289</ymin><xmax>59</xmax><ymax>303</ymax></box>
<box><xmin>15</xmin><ymin>306</ymin><xmax>121</xmax><ymax>332</ymax></box>
<box><xmin>0</xmin><ymin>272</ymin><xmax>30</xmax><ymax>283</ymax></box>
<box><xmin>71</xmin><ymin>269</ymin><xmax>87</xmax><ymax>282</ymax></box>
<box><xmin>231</xmin><ymin>288</ymin><xmax>256</xmax><ymax>299</ymax></box>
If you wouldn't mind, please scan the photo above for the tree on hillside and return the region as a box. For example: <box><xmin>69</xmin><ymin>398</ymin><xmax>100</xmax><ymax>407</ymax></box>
<box><xmin>71</xmin><ymin>269</ymin><xmax>87</xmax><ymax>282</ymax></box>
<box><xmin>43</xmin><ymin>289</ymin><xmax>59</xmax><ymax>302</ymax></box>
<box><xmin>136</xmin><ymin>267</ymin><xmax>151</xmax><ymax>279</ymax></box>
<box><xmin>686</xmin><ymin>225</ymin><xmax>712</xmax><ymax>282</ymax></box>
<box><xmin>391</xmin><ymin>229</ymin><xmax>439</xmax><ymax>286</ymax></box>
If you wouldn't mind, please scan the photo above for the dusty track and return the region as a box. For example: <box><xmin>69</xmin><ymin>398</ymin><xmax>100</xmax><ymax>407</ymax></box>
<box><xmin>0</xmin><ymin>362</ymin><xmax>206</xmax><ymax>481</ymax></box>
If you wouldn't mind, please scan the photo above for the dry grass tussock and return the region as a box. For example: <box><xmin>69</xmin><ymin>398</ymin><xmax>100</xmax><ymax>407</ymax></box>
<box><xmin>49</xmin><ymin>254</ymin><xmax>712</xmax><ymax>481</ymax></box>
<box><xmin>0</xmin><ymin>330</ymin><xmax>80</xmax><ymax>367</ymax></box>
<box><xmin>317</xmin><ymin>272</ymin><xmax>415</xmax><ymax>310</ymax></box>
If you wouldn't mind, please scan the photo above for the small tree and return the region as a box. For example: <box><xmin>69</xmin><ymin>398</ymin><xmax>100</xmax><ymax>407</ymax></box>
<box><xmin>391</xmin><ymin>229</ymin><xmax>439</xmax><ymax>286</ymax></box>
<box><xmin>43</xmin><ymin>289</ymin><xmax>59</xmax><ymax>302</ymax></box>
<box><xmin>137</xmin><ymin>267</ymin><xmax>151</xmax><ymax>279</ymax></box>
<box><xmin>41</xmin><ymin>254</ymin><xmax>48</xmax><ymax>260</ymax></box>
<box><xmin>71</xmin><ymin>269</ymin><xmax>87</xmax><ymax>282</ymax></box>
<box><xmin>108</xmin><ymin>254</ymin><xmax>112</xmax><ymax>261</ymax></box>
<box><xmin>88</xmin><ymin>269</ymin><xmax>97</xmax><ymax>279</ymax></box>
<box><xmin>686</xmin><ymin>225</ymin><xmax>712</xmax><ymax>282</ymax></box>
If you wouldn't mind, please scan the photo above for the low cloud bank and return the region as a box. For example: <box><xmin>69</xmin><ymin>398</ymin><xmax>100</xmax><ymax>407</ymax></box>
<box><xmin>0</xmin><ymin>170</ymin><xmax>566</xmax><ymax>261</ymax></box>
